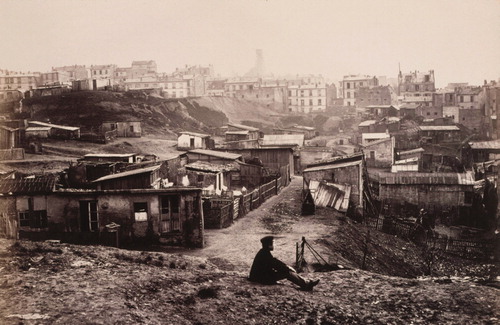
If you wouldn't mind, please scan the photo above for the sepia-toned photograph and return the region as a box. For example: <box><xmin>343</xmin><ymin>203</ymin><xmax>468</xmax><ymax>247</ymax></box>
<box><xmin>0</xmin><ymin>0</ymin><xmax>499</xmax><ymax>324</ymax></box>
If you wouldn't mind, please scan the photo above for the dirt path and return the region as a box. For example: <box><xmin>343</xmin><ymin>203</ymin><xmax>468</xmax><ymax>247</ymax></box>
<box><xmin>184</xmin><ymin>176</ymin><xmax>339</xmax><ymax>273</ymax></box>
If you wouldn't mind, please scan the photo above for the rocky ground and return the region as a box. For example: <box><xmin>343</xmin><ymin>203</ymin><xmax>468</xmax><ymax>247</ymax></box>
<box><xmin>0</xmin><ymin>177</ymin><xmax>498</xmax><ymax>324</ymax></box>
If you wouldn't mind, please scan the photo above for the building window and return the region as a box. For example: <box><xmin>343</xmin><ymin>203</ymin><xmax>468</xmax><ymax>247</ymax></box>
<box><xmin>134</xmin><ymin>202</ymin><xmax>148</xmax><ymax>222</ymax></box>
<box><xmin>79</xmin><ymin>201</ymin><xmax>99</xmax><ymax>232</ymax></box>
<box><xmin>318</xmin><ymin>99</ymin><xmax>322</xmax><ymax>105</ymax></box>
<box><xmin>19</xmin><ymin>211</ymin><xmax>47</xmax><ymax>228</ymax></box>
<box><xmin>309</xmin><ymin>99</ymin><xmax>313</xmax><ymax>105</ymax></box>
<box><xmin>347</xmin><ymin>83</ymin><xmax>350</xmax><ymax>89</ymax></box>
<box><xmin>300</xmin><ymin>99</ymin><xmax>304</xmax><ymax>105</ymax></box>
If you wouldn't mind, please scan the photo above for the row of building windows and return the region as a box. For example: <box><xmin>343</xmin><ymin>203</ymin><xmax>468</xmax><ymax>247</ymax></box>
<box><xmin>288</xmin><ymin>89</ymin><xmax>324</xmax><ymax>96</ymax></box>
<box><xmin>289</xmin><ymin>99</ymin><xmax>323</xmax><ymax>105</ymax></box>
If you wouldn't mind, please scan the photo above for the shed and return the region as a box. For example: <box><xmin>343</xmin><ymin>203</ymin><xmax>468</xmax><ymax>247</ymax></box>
<box><xmin>177</xmin><ymin>131</ymin><xmax>213</xmax><ymax>150</ymax></box>
<box><xmin>29</xmin><ymin>121</ymin><xmax>80</xmax><ymax>139</ymax></box>
<box><xmin>303</xmin><ymin>153</ymin><xmax>364</xmax><ymax>210</ymax></box>
<box><xmin>92</xmin><ymin>165</ymin><xmax>161</xmax><ymax>190</ymax></box>
<box><xmin>101</xmin><ymin>121</ymin><xmax>142</xmax><ymax>137</ymax></box>
<box><xmin>81</xmin><ymin>153</ymin><xmax>138</xmax><ymax>163</ymax></box>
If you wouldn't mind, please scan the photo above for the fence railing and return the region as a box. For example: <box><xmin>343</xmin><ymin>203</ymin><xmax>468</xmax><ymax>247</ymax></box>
<box><xmin>365</xmin><ymin>215</ymin><xmax>494</xmax><ymax>260</ymax></box>
<box><xmin>203</xmin><ymin>165</ymin><xmax>290</xmax><ymax>229</ymax></box>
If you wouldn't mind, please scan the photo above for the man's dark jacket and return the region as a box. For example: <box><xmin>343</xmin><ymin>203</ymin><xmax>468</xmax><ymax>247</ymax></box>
<box><xmin>249</xmin><ymin>248</ymin><xmax>289</xmax><ymax>284</ymax></box>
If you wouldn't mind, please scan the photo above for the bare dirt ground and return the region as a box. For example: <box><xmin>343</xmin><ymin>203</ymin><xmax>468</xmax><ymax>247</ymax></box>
<box><xmin>0</xmin><ymin>176</ymin><xmax>498</xmax><ymax>324</ymax></box>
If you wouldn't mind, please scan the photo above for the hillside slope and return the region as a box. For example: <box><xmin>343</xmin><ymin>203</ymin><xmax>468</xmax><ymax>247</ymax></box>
<box><xmin>0</xmin><ymin>239</ymin><xmax>497</xmax><ymax>325</ymax></box>
<box><xmin>22</xmin><ymin>91</ymin><xmax>281</xmax><ymax>137</ymax></box>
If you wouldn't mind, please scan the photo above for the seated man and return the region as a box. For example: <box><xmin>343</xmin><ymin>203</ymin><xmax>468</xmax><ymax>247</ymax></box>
<box><xmin>249</xmin><ymin>236</ymin><xmax>319</xmax><ymax>291</ymax></box>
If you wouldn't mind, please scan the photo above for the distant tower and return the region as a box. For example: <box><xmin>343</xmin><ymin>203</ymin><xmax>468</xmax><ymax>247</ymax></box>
<box><xmin>245</xmin><ymin>49</ymin><xmax>265</xmax><ymax>78</ymax></box>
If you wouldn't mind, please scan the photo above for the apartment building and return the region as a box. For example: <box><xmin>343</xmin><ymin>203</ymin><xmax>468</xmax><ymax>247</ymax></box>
<box><xmin>397</xmin><ymin>70</ymin><xmax>435</xmax><ymax>107</ymax></box>
<box><xmin>341</xmin><ymin>75</ymin><xmax>379</xmax><ymax>107</ymax></box>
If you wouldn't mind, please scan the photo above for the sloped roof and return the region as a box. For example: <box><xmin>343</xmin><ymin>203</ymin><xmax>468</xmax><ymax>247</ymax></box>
<box><xmin>188</xmin><ymin>149</ymin><xmax>242</xmax><ymax>160</ymax></box>
<box><xmin>261</xmin><ymin>134</ymin><xmax>304</xmax><ymax>147</ymax></box>
<box><xmin>84</xmin><ymin>153</ymin><xmax>136</xmax><ymax>158</ymax></box>
<box><xmin>0</xmin><ymin>175</ymin><xmax>57</xmax><ymax>195</ymax></box>
<box><xmin>307</xmin><ymin>152</ymin><xmax>364</xmax><ymax>168</ymax></box>
<box><xmin>359</xmin><ymin>120</ymin><xmax>377</xmax><ymax>127</ymax></box>
<box><xmin>179</xmin><ymin>131</ymin><xmax>210</xmax><ymax>138</ymax></box>
<box><xmin>303</xmin><ymin>159</ymin><xmax>362</xmax><ymax>173</ymax></box>
<box><xmin>29</xmin><ymin>121</ymin><xmax>80</xmax><ymax>132</ymax></box>
<box><xmin>185</xmin><ymin>161</ymin><xmax>239</xmax><ymax>173</ymax></box>
<box><xmin>377</xmin><ymin>172</ymin><xmax>474</xmax><ymax>185</ymax></box>
<box><xmin>469</xmin><ymin>139</ymin><xmax>500</xmax><ymax>150</ymax></box>
<box><xmin>227</xmin><ymin>123</ymin><xmax>259</xmax><ymax>132</ymax></box>
<box><xmin>92</xmin><ymin>165</ymin><xmax>160</xmax><ymax>183</ymax></box>
<box><xmin>418</xmin><ymin>125</ymin><xmax>460</xmax><ymax>131</ymax></box>
<box><xmin>362</xmin><ymin>137</ymin><xmax>392</xmax><ymax>148</ymax></box>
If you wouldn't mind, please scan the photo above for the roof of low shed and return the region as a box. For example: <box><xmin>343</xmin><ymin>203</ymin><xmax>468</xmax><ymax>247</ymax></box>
<box><xmin>187</xmin><ymin>149</ymin><xmax>242</xmax><ymax>160</ymax></box>
<box><xmin>92</xmin><ymin>165</ymin><xmax>160</xmax><ymax>183</ymax></box>
<box><xmin>0</xmin><ymin>175</ymin><xmax>57</xmax><ymax>195</ymax></box>
<box><xmin>377</xmin><ymin>172</ymin><xmax>474</xmax><ymax>185</ymax></box>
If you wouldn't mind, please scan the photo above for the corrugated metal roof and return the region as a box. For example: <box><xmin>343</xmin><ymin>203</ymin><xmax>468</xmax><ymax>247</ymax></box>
<box><xmin>309</xmin><ymin>181</ymin><xmax>351</xmax><ymax>212</ymax></box>
<box><xmin>307</xmin><ymin>152</ymin><xmax>363</xmax><ymax>168</ymax></box>
<box><xmin>188</xmin><ymin>149</ymin><xmax>242</xmax><ymax>160</ymax></box>
<box><xmin>377</xmin><ymin>172</ymin><xmax>474</xmax><ymax>185</ymax></box>
<box><xmin>399</xmin><ymin>147</ymin><xmax>425</xmax><ymax>155</ymax></box>
<box><xmin>0</xmin><ymin>175</ymin><xmax>57</xmax><ymax>195</ymax></box>
<box><xmin>179</xmin><ymin>131</ymin><xmax>210</xmax><ymax>138</ymax></box>
<box><xmin>92</xmin><ymin>165</ymin><xmax>160</xmax><ymax>183</ymax></box>
<box><xmin>303</xmin><ymin>159</ymin><xmax>362</xmax><ymax>173</ymax></box>
<box><xmin>469</xmin><ymin>139</ymin><xmax>500</xmax><ymax>150</ymax></box>
<box><xmin>418</xmin><ymin>125</ymin><xmax>460</xmax><ymax>131</ymax></box>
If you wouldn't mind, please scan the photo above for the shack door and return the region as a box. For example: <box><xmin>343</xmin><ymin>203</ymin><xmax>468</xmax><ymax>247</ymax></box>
<box><xmin>160</xmin><ymin>195</ymin><xmax>181</xmax><ymax>233</ymax></box>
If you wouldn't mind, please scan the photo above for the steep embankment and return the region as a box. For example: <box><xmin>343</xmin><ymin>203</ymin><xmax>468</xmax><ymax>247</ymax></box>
<box><xmin>22</xmin><ymin>91</ymin><xmax>281</xmax><ymax>137</ymax></box>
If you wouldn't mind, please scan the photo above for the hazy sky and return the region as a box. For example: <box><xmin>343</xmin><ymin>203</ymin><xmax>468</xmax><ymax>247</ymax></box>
<box><xmin>1</xmin><ymin>0</ymin><xmax>499</xmax><ymax>87</ymax></box>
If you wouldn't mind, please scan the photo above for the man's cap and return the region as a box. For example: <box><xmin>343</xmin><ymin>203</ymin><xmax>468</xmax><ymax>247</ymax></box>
<box><xmin>260</xmin><ymin>236</ymin><xmax>274</xmax><ymax>246</ymax></box>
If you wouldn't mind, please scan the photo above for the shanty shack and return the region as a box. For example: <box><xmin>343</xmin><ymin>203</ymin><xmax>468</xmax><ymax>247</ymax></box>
<box><xmin>183</xmin><ymin>161</ymin><xmax>240</xmax><ymax>194</ymax></box>
<box><xmin>101</xmin><ymin>121</ymin><xmax>142</xmax><ymax>138</ymax></box>
<box><xmin>177</xmin><ymin>132</ymin><xmax>214</xmax><ymax>150</ymax></box>
<box><xmin>225</xmin><ymin>123</ymin><xmax>260</xmax><ymax>141</ymax></box>
<box><xmin>362</xmin><ymin>137</ymin><xmax>393</xmax><ymax>168</ymax></box>
<box><xmin>0</xmin><ymin>175</ymin><xmax>204</xmax><ymax>247</ymax></box>
<box><xmin>28</xmin><ymin>121</ymin><xmax>80</xmax><ymax>139</ymax></box>
<box><xmin>0</xmin><ymin>175</ymin><xmax>57</xmax><ymax>239</ymax></box>
<box><xmin>92</xmin><ymin>165</ymin><xmax>162</xmax><ymax>190</ymax></box>
<box><xmin>51</xmin><ymin>187</ymin><xmax>204</xmax><ymax>247</ymax></box>
<box><xmin>375</xmin><ymin>171</ymin><xmax>475</xmax><ymax>223</ymax></box>
<box><xmin>81</xmin><ymin>153</ymin><xmax>139</xmax><ymax>163</ymax></box>
<box><xmin>302</xmin><ymin>153</ymin><xmax>364</xmax><ymax>212</ymax></box>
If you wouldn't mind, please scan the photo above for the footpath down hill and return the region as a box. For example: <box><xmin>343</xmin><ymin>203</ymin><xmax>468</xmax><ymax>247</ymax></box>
<box><xmin>22</xmin><ymin>91</ymin><xmax>279</xmax><ymax>137</ymax></box>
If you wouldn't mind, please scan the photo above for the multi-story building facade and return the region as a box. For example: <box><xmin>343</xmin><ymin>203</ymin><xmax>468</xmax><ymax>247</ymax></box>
<box><xmin>39</xmin><ymin>71</ymin><xmax>71</xmax><ymax>86</ymax></box>
<box><xmin>161</xmin><ymin>78</ymin><xmax>190</xmax><ymax>98</ymax></box>
<box><xmin>355</xmin><ymin>85</ymin><xmax>396</xmax><ymax>108</ymax></box>
<box><xmin>341</xmin><ymin>75</ymin><xmax>379</xmax><ymax>107</ymax></box>
<box><xmin>397</xmin><ymin>70</ymin><xmax>435</xmax><ymax>107</ymax></box>
<box><xmin>0</xmin><ymin>73</ymin><xmax>39</xmax><ymax>91</ymax></box>
<box><xmin>287</xmin><ymin>84</ymin><xmax>326</xmax><ymax>113</ymax></box>
<box><xmin>90</xmin><ymin>64</ymin><xmax>117</xmax><ymax>81</ymax></box>
<box><xmin>52</xmin><ymin>65</ymin><xmax>89</xmax><ymax>81</ymax></box>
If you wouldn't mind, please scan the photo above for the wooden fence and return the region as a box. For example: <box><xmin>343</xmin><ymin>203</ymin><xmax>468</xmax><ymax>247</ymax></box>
<box><xmin>365</xmin><ymin>215</ymin><xmax>495</xmax><ymax>260</ymax></box>
<box><xmin>203</xmin><ymin>165</ymin><xmax>290</xmax><ymax>229</ymax></box>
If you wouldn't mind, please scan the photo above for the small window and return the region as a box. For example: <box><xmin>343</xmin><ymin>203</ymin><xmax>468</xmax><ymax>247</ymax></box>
<box><xmin>134</xmin><ymin>202</ymin><xmax>148</xmax><ymax>222</ymax></box>
<box><xmin>197</xmin><ymin>174</ymin><xmax>204</xmax><ymax>182</ymax></box>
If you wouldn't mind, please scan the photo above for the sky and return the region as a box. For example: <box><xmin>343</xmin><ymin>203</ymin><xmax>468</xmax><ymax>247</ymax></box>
<box><xmin>1</xmin><ymin>0</ymin><xmax>499</xmax><ymax>87</ymax></box>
